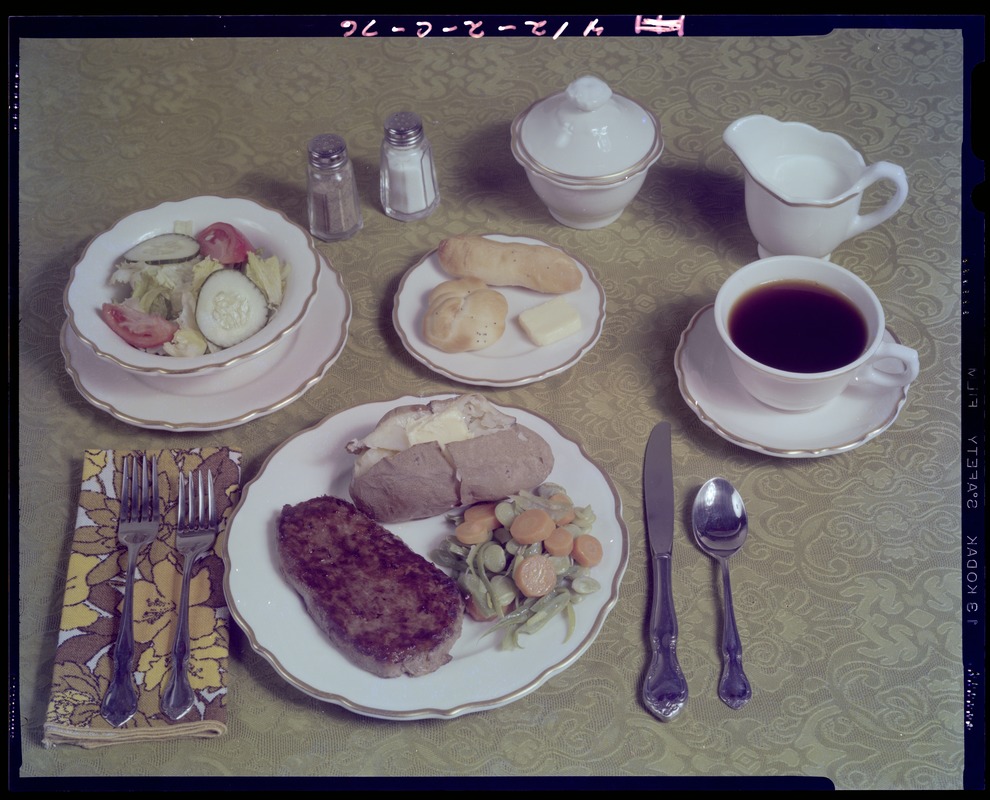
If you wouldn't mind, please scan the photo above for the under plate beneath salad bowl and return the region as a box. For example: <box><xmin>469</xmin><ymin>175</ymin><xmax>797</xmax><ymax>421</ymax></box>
<box><xmin>63</xmin><ymin>195</ymin><xmax>322</xmax><ymax>379</ymax></box>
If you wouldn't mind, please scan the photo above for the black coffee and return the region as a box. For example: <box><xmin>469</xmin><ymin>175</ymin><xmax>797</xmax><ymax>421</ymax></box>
<box><xmin>728</xmin><ymin>280</ymin><xmax>869</xmax><ymax>373</ymax></box>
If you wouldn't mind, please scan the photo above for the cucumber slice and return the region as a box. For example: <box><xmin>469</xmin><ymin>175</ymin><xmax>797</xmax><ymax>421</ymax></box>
<box><xmin>195</xmin><ymin>269</ymin><xmax>270</xmax><ymax>348</ymax></box>
<box><xmin>122</xmin><ymin>233</ymin><xmax>202</xmax><ymax>265</ymax></box>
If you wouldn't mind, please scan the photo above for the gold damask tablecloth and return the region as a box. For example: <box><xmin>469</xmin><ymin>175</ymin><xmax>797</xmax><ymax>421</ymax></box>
<box><xmin>14</xmin><ymin>18</ymin><xmax>975</xmax><ymax>789</ymax></box>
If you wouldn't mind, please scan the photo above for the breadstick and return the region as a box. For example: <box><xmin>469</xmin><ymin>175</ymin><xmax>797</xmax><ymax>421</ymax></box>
<box><xmin>437</xmin><ymin>235</ymin><xmax>582</xmax><ymax>294</ymax></box>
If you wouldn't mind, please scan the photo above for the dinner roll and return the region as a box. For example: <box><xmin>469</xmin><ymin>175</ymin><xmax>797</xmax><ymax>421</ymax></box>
<box><xmin>423</xmin><ymin>277</ymin><xmax>509</xmax><ymax>352</ymax></box>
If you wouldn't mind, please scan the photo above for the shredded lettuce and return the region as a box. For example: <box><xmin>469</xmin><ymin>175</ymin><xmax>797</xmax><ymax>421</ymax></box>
<box><xmin>244</xmin><ymin>251</ymin><xmax>288</xmax><ymax>307</ymax></box>
<box><xmin>192</xmin><ymin>257</ymin><xmax>225</xmax><ymax>294</ymax></box>
<box><xmin>109</xmin><ymin>221</ymin><xmax>291</xmax><ymax>357</ymax></box>
<box><xmin>163</xmin><ymin>327</ymin><xmax>208</xmax><ymax>358</ymax></box>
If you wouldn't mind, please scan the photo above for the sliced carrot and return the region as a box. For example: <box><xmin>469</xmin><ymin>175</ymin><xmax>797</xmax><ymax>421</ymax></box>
<box><xmin>572</xmin><ymin>534</ymin><xmax>603</xmax><ymax>567</ymax></box>
<box><xmin>547</xmin><ymin>493</ymin><xmax>576</xmax><ymax>525</ymax></box>
<box><xmin>543</xmin><ymin>526</ymin><xmax>574</xmax><ymax>557</ymax></box>
<box><xmin>510</xmin><ymin>508</ymin><xmax>555</xmax><ymax>545</ymax></box>
<box><xmin>455</xmin><ymin>519</ymin><xmax>493</xmax><ymax>545</ymax></box>
<box><xmin>513</xmin><ymin>554</ymin><xmax>558</xmax><ymax>598</ymax></box>
<box><xmin>463</xmin><ymin>502</ymin><xmax>499</xmax><ymax>531</ymax></box>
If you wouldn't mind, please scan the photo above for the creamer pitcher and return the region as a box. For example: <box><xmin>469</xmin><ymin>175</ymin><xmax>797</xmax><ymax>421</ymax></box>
<box><xmin>723</xmin><ymin>115</ymin><xmax>909</xmax><ymax>260</ymax></box>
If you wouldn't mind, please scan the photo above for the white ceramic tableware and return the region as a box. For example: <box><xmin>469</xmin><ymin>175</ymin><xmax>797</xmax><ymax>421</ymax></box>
<box><xmin>64</xmin><ymin>196</ymin><xmax>322</xmax><ymax>378</ymax></box>
<box><xmin>61</xmin><ymin>254</ymin><xmax>351</xmax><ymax>431</ymax></box>
<box><xmin>392</xmin><ymin>234</ymin><xmax>606</xmax><ymax>387</ymax></box>
<box><xmin>713</xmin><ymin>256</ymin><xmax>919</xmax><ymax>412</ymax></box>
<box><xmin>674</xmin><ymin>305</ymin><xmax>911</xmax><ymax>457</ymax></box>
<box><xmin>222</xmin><ymin>396</ymin><xmax>629</xmax><ymax>720</ymax></box>
<box><xmin>511</xmin><ymin>75</ymin><xmax>663</xmax><ymax>229</ymax></box>
<box><xmin>723</xmin><ymin>115</ymin><xmax>909</xmax><ymax>260</ymax></box>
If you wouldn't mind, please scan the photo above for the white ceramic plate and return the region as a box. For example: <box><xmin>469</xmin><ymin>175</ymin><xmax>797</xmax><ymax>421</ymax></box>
<box><xmin>64</xmin><ymin>195</ymin><xmax>322</xmax><ymax>377</ymax></box>
<box><xmin>61</xmin><ymin>257</ymin><xmax>350</xmax><ymax>431</ymax></box>
<box><xmin>675</xmin><ymin>305</ymin><xmax>911</xmax><ymax>458</ymax></box>
<box><xmin>393</xmin><ymin>235</ymin><xmax>606</xmax><ymax>387</ymax></box>
<box><xmin>222</xmin><ymin>395</ymin><xmax>629</xmax><ymax>719</ymax></box>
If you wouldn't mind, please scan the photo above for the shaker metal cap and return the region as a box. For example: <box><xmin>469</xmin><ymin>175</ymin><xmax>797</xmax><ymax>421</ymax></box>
<box><xmin>309</xmin><ymin>133</ymin><xmax>348</xmax><ymax>167</ymax></box>
<box><xmin>384</xmin><ymin>111</ymin><xmax>425</xmax><ymax>146</ymax></box>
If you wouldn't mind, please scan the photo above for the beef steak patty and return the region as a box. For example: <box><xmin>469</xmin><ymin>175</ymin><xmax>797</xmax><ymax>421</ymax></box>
<box><xmin>276</xmin><ymin>495</ymin><xmax>464</xmax><ymax>678</ymax></box>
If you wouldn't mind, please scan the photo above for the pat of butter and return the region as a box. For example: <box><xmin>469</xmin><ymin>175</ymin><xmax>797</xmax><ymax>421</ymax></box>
<box><xmin>405</xmin><ymin>407</ymin><xmax>472</xmax><ymax>447</ymax></box>
<box><xmin>519</xmin><ymin>297</ymin><xmax>581</xmax><ymax>346</ymax></box>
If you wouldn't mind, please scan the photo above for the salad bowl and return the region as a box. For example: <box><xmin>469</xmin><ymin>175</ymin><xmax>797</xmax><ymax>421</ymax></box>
<box><xmin>63</xmin><ymin>196</ymin><xmax>322</xmax><ymax>378</ymax></box>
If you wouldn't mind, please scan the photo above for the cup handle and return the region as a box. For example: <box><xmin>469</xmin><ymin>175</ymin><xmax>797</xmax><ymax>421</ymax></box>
<box><xmin>847</xmin><ymin>162</ymin><xmax>909</xmax><ymax>238</ymax></box>
<box><xmin>856</xmin><ymin>341</ymin><xmax>919</xmax><ymax>388</ymax></box>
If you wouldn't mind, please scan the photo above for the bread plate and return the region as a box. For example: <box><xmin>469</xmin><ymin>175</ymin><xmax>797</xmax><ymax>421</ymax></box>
<box><xmin>393</xmin><ymin>235</ymin><xmax>606</xmax><ymax>387</ymax></box>
<box><xmin>222</xmin><ymin>395</ymin><xmax>628</xmax><ymax>719</ymax></box>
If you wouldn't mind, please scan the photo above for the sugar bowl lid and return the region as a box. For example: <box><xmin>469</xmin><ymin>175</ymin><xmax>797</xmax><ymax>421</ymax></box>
<box><xmin>511</xmin><ymin>75</ymin><xmax>662</xmax><ymax>184</ymax></box>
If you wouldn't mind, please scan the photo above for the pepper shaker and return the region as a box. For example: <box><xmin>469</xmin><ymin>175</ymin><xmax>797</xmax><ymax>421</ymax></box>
<box><xmin>307</xmin><ymin>133</ymin><xmax>363</xmax><ymax>242</ymax></box>
<box><xmin>380</xmin><ymin>111</ymin><xmax>440</xmax><ymax>222</ymax></box>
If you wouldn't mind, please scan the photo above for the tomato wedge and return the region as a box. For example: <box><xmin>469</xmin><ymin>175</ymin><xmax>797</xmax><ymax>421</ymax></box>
<box><xmin>100</xmin><ymin>303</ymin><xmax>179</xmax><ymax>349</ymax></box>
<box><xmin>196</xmin><ymin>222</ymin><xmax>254</xmax><ymax>265</ymax></box>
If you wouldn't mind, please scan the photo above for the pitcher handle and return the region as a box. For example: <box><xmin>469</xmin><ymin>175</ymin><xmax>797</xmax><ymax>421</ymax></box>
<box><xmin>847</xmin><ymin>162</ymin><xmax>909</xmax><ymax>238</ymax></box>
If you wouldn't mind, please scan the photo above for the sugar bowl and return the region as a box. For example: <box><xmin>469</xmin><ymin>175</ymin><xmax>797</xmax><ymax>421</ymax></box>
<box><xmin>510</xmin><ymin>75</ymin><xmax>663</xmax><ymax>229</ymax></box>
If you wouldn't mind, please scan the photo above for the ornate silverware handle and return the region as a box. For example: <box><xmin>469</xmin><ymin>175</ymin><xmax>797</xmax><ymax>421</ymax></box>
<box><xmin>161</xmin><ymin>555</ymin><xmax>198</xmax><ymax>720</ymax></box>
<box><xmin>642</xmin><ymin>553</ymin><xmax>688</xmax><ymax>721</ymax></box>
<box><xmin>101</xmin><ymin>544</ymin><xmax>141</xmax><ymax>727</ymax></box>
<box><xmin>718</xmin><ymin>558</ymin><xmax>752</xmax><ymax>709</ymax></box>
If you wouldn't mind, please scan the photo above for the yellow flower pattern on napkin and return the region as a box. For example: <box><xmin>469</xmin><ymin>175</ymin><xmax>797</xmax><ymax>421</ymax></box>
<box><xmin>42</xmin><ymin>447</ymin><xmax>240</xmax><ymax>748</ymax></box>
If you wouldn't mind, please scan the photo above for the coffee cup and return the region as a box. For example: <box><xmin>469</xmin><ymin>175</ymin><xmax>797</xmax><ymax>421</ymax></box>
<box><xmin>713</xmin><ymin>256</ymin><xmax>919</xmax><ymax>412</ymax></box>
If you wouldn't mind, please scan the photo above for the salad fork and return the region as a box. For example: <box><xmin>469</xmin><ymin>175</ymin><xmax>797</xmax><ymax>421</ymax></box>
<box><xmin>101</xmin><ymin>453</ymin><xmax>160</xmax><ymax>728</ymax></box>
<box><xmin>161</xmin><ymin>469</ymin><xmax>217</xmax><ymax>721</ymax></box>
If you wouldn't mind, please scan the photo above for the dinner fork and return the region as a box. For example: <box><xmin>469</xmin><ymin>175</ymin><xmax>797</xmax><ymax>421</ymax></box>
<box><xmin>101</xmin><ymin>453</ymin><xmax>160</xmax><ymax>728</ymax></box>
<box><xmin>161</xmin><ymin>469</ymin><xmax>217</xmax><ymax>721</ymax></box>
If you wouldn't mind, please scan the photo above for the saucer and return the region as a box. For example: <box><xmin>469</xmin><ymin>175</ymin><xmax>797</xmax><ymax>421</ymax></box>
<box><xmin>392</xmin><ymin>234</ymin><xmax>606</xmax><ymax>387</ymax></box>
<box><xmin>674</xmin><ymin>305</ymin><xmax>911</xmax><ymax>458</ymax></box>
<box><xmin>61</xmin><ymin>256</ymin><xmax>351</xmax><ymax>431</ymax></box>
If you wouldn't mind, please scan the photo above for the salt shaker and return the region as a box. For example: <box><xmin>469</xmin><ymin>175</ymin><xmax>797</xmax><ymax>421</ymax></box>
<box><xmin>380</xmin><ymin>111</ymin><xmax>440</xmax><ymax>221</ymax></box>
<box><xmin>307</xmin><ymin>133</ymin><xmax>363</xmax><ymax>242</ymax></box>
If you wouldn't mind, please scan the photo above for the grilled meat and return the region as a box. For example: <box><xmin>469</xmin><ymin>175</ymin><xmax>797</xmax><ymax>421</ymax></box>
<box><xmin>276</xmin><ymin>495</ymin><xmax>464</xmax><ymax>678</ymax></box>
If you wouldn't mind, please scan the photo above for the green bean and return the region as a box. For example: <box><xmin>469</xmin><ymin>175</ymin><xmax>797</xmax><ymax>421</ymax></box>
<box><xmin>435</xmin><ymin>482</ymin><xmax>602</xmax><ymax>649</ymax></box>
<box><xmin>564</xmin><ymin>602</ymin><xmax>576</xmax><ymax>641</ymax></box>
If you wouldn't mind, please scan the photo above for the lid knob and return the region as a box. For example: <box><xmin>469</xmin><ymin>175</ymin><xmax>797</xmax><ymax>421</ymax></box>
<box><xmin>565</xmin><ymin>75</ymin><xmax>613</xmax><ymax>112</ymax></box>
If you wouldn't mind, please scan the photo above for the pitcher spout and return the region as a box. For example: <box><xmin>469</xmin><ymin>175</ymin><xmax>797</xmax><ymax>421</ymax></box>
<box><xmin>723</xmin><ymin>114</ymin><xmax>867</xmax><ymax>206</ymax></box>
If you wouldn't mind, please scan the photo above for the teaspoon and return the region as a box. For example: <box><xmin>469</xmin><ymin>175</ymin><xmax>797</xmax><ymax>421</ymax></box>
<box><xmin>692</xmin><ymin>477</ymin><xmax>752</xmax><ymax>709</ymax></box>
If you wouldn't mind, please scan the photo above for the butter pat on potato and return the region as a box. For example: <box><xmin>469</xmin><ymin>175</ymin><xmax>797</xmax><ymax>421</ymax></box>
<box><xmin>519</xmin><ymin>297</ymin><xmax>582</xmax><ymax>346</ymax></box>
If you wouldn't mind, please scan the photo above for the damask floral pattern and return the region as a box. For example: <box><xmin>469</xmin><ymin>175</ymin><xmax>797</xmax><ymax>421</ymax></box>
<box><xmin>42</xmin><ymin>448</ymin><xmax>240</xmax><ymax>747</ymax></box>
<box><xmin>17</xmin><ymin>23</ymin><xmax>968</xmax><ymax>787</ymax></box>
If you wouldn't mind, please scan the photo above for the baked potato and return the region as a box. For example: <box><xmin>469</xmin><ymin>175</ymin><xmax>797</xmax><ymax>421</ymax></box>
<box><xmin>346</xmin><ymin>394</ymin><xmax>554</xmax><ymax>523</ymax></box>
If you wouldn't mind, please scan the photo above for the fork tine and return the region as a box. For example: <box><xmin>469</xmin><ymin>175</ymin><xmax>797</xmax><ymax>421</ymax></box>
<box><xmin>207</xmin><ymin>469</ymin><xmax>216</xmax><ymax>527</ymax></box>
<box><xmin>120</xmin><ymin>455</ymin><xmax>132</xmax><ymax>522</ymax></box>
<box><xmin>177</xmin><ymin>467</ymin><xmax>185</xmax><ymax>531</ymax></box>
<box><xmin>150</xmin><ymin>454</ymin><xmax>159</xmax><ymax>523</ymax></box>
<box><xmin>130</xmin><ymin>455</ymin><xmax>141</xmax><ymax>522</ymax></box>
<box><xmin>139</xmin><ymin>454</ymin><xmax>148</xmax><ymax>522</ymax></box>
<box><xmin>196</xmin><ymin>470</ymin><xmax>204</xmax><ymax>528</ymax></box>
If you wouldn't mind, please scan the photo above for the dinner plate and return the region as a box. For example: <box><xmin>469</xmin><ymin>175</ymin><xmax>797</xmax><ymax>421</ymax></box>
<box><xmin>675</xmin><ymin>305</ymin><xmax>911</xmax><ymax>458</ymax></box>
<box><xmin>393</xmin><ymin>235</ymin><xmax>606</xmax><ymax>387</ymax></box>
<box><xmin>222</xmin><ymin>395</ymin><xmax>629</xmax><ymax>720</ymax></box>
<box><xmin>61</xmin><ymin>256</ymin><xmax>350</xmax><ymax>431</ymax></box>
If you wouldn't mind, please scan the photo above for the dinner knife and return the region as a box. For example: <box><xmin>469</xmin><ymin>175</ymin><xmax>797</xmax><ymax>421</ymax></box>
<box><xmin>642</xmin><ymin>421</ymin><xmax>689</xmax><ymax>721</ymax></box>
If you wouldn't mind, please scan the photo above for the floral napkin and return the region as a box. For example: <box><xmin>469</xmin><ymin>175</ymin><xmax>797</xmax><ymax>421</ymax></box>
<box><xmin>42</xmin><ymin>447</ymin><xmax>241</xmax><ymax>748</ymax></box>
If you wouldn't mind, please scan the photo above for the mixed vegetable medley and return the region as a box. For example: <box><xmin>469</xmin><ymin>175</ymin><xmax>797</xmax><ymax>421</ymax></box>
<box><xmin>100</xmin><ymin>221</ymin><xmax>290</xmax><ymax>357</ymax></box>
<box><xmin>432</xmin><ymin>483</ymin><xmax>604</xmax><ymax>650</ymax></box>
